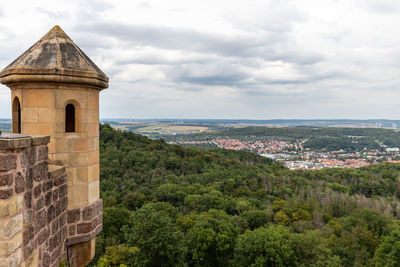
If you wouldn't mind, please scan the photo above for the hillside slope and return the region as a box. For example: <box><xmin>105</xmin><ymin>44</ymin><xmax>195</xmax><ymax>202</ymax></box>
<box><xmin>93</xmin><ymin>124</ymin><xmax>400</xmax><ymax>266</ymax></box>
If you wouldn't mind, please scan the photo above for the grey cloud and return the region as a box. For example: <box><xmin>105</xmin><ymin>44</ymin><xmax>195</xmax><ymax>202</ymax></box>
<box><xmin>78</xmin><ymin>22</ymin><xmax>323</xmax><ymax>65</ymax></box>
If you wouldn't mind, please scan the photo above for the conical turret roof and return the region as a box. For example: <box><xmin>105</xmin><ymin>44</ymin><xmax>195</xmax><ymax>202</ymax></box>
<box><xmin>0</xmin><ymin>25</ymin><xmax>108</xmax><ymax>89</ymax></box>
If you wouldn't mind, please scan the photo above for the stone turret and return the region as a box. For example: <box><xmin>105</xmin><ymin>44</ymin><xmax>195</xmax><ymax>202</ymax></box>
<box><xmin>0</xmin><ymin>26</ymin><xmax>108</xmax><ymax>266</ymax></box>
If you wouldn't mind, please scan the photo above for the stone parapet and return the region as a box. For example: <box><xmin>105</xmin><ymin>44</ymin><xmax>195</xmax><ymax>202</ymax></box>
<box><xmin>0</xmin><ymin>135</ymin><xmax>68</xmax><ymax>267</ymax></box>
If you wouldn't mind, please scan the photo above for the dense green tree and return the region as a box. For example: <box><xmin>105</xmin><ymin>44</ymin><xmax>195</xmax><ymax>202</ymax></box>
<box><xmin>186</xmin><ymin>210</ymin><xmax>238</xmax><ymax>267</ymax></box>
<box><xmin>186</xmin><ymin>210</ymin><xmax>239</xmax><ymax>266</ymax></box>
<box><xmin>95</xmin><ymin>245</ymin><xmax>139</xmax><ymax>267</ymax></box>
<box><xmin>232</xmin><ymin>225</ymin><xmax>296</xmax><ymax>266</ymax></box>
<box><xmin>240</xmin><ymin>210</ymin><xmax>272</xmax><ymax>230</ymax></box>
<box><xmin>373</xmin><ymin>223</ymin><xmax>400</xmax><ymax>266</ymax></box>
<box><xmin>123</xmin><ymin>204</ymin><xmax>187</xmax><ymax>267</ymax></box>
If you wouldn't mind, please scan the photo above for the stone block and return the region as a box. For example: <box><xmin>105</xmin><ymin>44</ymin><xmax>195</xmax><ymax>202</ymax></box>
<box><xmin>55</xmin><ymin>139</ymin><xmax>70</xmax><ymax>153</ymax></box>
<box><xmin>47</xmin><ymin>205</ymin><xmax>55</xmax><ymax>223</ymax></box>
<box><xmin>22</xmin><ymin>123</ymin><xmax>53</xmax><ymax>136</ymax></box>
<box><xmin>24</xmin><ymin>89</ymin><xmax>53</xmax><ymax>108</ymax></box>
<box><xmin>74</xmin><ymin>167</ymin><xmax>88</xmax><ymax>185</ymax></box>
<box><xmin>20</xmin><ymin>151</ymin><xmax>28</xmax><ymax>169</ymax></box>
<box><xmin>55</xmin><ymin>200</ymin><xmax>61</xmax><ymax>216</ymax></box>
<box><xmin>48</xmin><ymin>166</ymin><xmax>65</xmax><ymax>180</ymax></box>
<box><xmin>37</xmin><ymin>227</ymin><xmax>50</xmax><ymax>245</ymax></box>
<box><xmin>14</xmin><ymin>173</ymin><xmax>25</xmax><ymax>194</ymax></box>
<box><xmin>88</xmin><ymin>150</ymin><xmax>99</xmax><ymax>165</ymax></box>
<box><xmin>59</xmin><ymin>184</ymin><xmax>67</xmax><ymax>198</ymax></box>
<box><xmin>35</xmin><ymin>196</ymin><xmax>44</xmax><ymax>211</ymax></box>
<box><xmin>0</xmin><ymin>196</ymin><xmax>20</xmax><ymax>218</ymax></box>
<box><xmin>28</xmin><ymin>147</ymin><xmax>37</xmax><ymax>166</ymax></box>
<box><xmin>0</xmin><ymin>154</ymin><xmax>17</xmax><ymax>171</ymax></box>
<box><xmin>53</xmin><ymin>173</ymin><xmax>66</xmax><ymax>186</ymax></box>
<box><xmin>88</xmin><ymin>180</ymin><xmax>99</xmax><ymax>203</ymax></box>
<box><xmin>59</xmin><ymin>213</ymin><xmax>67</xmax><ymax>228</ymax></box>
<box><xmin>69</xmin><ymin>225</ymin><xmax>76</xmax><ymax>236</ymax></box>
<box><xmin>45</xmin><ymin>191</ymin><xmax>53</xmax><ymax>207</ymax></box>
<box><xmin>23</xmin><ymin>240</ymin><xmax>34</xmax><ymax>259</ymax></box>
<box><xmin>61</xmin><ymin>197</ymin><xmax>67</xmax><ymax>212</ymax></box>
<box><xmin>38</xmin><ymin>107</ymin><xmax>54</xmax><ymax>123</ymax></box>
<box><xmin>71</xmin><ymin>138</ymin><xmax>89</xmax><ymax>152</ymax></box>
<box><xmin>52</xmin><ymin>189</ymin><xmax>58</xmax><ymax>202</ymax></box>
<box><xmin>0</xmin><ymin>214</ymin><xmax>23</xmax><ymax>240</ymax></box>
<box><xmin>30</xmin><ymin>136</ymin><xmax>50</xmax><ymax>146</ymax></box>
<box><xmin>67</xmin><ymin>209</ymin><xmax>80</xmax><ymax>224</ymax></box>
<box><xmin>24</xmin><ymin>191</ymin><xmax>32</xmax><ymax>209</ymax></box>
<box><xmin>68</xmin><ymin>185</ymin><xmax>88</xmax><ymax>208</ymax></box>
<box><xmin>25</xmin><ymin>169</ymin><xmax>33</xmax><ymax>190</ymax></box>
<box><xmin>0</xmin><ymin>232</ymin><xmax>22</xmax><ymax>256</ymax></box>
<box><xmin>69</xmin><ymin>152</ymin><xmax>89</xmax><ymax>167</ymax></box>
<box><xmin>37</xmin><ymin>145</ymin><xmax>49</xmax><ymax>161</ymax></box>
<box><xmin>22</xmin><ymin>249</ymin><xmax>38</xmax><ymax>267</ymax></box>
<box><xmin>29</xmin><ymin>146</ymin><xmax>38</xmax><ymax>165</ymax></box>
<box><xmin>43</xmin><ymin>180</ymin><xmax>53</xmax><ymax>193</ymax></box>
<box><xmin>22</xmin><ymin>107</ymin><xmax>39</xmax><ymax>123</ymax></box>
<box><xmin>33</xmin><ymin>185</ymin><xmax>41</xmax><ymax>199</ymax></box>
<box><xmin>22</xmin><ymin>226</ymin><xmax>34</xmax><ymax>246</ymax></box>
<box><xmin>47</xmin><ymin>139</ymin><xmax>56</xmax><ymax>154</ymax></box>
<box><xmin>0</xmin><ymin>138</ymin><xmax>30</xmax><ymax>150</ymax></box>
<box><xmin>55</xmin><ymin>89</ymin><xmax>87</xmax><ymax>109</ymax></box>
<box><xmin>93</xmin><ymin>137</ymin><xmax>99</xmax><ymax>150</ymax></box>
<box><xmin>51</xmin><ymin>218</ymin><xmax>59</xmax><ymax>235</ymax></box>
<box><xmin>82</xmin><ymin>204</ymin><xmax>96</xmax><ymax>221</ymax></box>
<box><xmin>32</xmin><ymin>162</ymin><xmax>48</xmax><ymax>182</ymax></box>
<box><xmin>0</xmin><ymin>189</ymin><xmax>13</xmax><ymax>200</ymax></box>
<box><xmin>42</xmin><ymin>252</ymin><xmax>50</xmax><ymax>266</ymax></box>
<box><xmin>49</xmin><ymin>231</ymin><xmax>61</xmax><ymax>252</ymax></box>
<box><xmin>49</xmin><ymin>153</ymin><xmax>69</xmax><ymax>166</ymax></box>
<box><xmin>34</xmin><ymin>209</ymin><xmax>46</xmax><ymax>233</ymax></box>
<box><xmin>0</xmin><ymin>249</ymin><xmax>21</xmax><ymax>267</ymax></box>
<box><xmin>23</xmin><ymin>210</ymin><xmax>33</xmax><ymax>227</ymax></box>
<box><xmin>88</xmin><ymin>163</ymin><xmax>99</xmax><ymax>182</ymax></box>
<box><xmin>77</xmin><ymin>222</ymin><xmax>91</xmax><ymax>234</ymax></box>
<box><xmin>88</xmin><ymin>92</ymin><xmax>99</xmax><ymax>109</ymax></box>
<box><xmin>50</xmin><ymin>245</ymin><xmax>61</xmax><ymax>264</ymax></box>
<box><xmin>0</xmin><ymin>173</ymin><xmax>13</xmax><ymax>187</ymax></box>
<box><xmin>88</xmin><ymin>123</ymin><xmax>99</xmax><ymax>137</ymax></box>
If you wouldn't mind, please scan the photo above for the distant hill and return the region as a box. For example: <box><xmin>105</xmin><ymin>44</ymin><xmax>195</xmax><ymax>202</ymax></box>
<box><xmin>101</xmin><ymin>118</ymin><xmax>400</xmax><ymax>129</ymax></box>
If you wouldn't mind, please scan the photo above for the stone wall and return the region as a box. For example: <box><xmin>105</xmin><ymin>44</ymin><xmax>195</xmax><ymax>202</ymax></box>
<box><xmin>0</xmin><ymin>135</ymin><xmax>67</xmax><ymax>267</ymax></box>
<box><xmin>67</xmin><ymin>199</ymin><xmax>102</xmax><ymax>245</ymax></box>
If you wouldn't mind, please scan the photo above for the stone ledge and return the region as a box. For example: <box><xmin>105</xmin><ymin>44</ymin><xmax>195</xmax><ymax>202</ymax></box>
<box><xmin>67</xmin><ymin>223</ymin><xmax>102</xmax><ymax>245</ymax></box>
<box><xmin>48</xmin><ymin>165</ymin><xmax>65</xmax><ymax>179</ymax></box>
<box><xmin>0</xmin><ymin>135</ymin><xmax>50</xmax><ymax>150</ymax></box>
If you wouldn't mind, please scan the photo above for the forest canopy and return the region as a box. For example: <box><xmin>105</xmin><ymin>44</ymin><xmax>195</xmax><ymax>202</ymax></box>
<box><xmin>92</xmin><ymin>124</ymin><xmax>400</xmax><ymax>266</ymax></box>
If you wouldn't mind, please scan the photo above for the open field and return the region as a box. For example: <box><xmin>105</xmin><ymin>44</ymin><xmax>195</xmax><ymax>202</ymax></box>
<box><xmin>135</xmin><ymin>124</ymin><xmax>210</xmax><ymax>134</ymax></box>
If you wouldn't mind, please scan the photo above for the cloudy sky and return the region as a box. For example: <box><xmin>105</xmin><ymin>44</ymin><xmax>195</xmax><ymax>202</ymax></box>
<box><xmin>1</xmin><ymin>0</ymin><xmax>400</xmax><ymax>119</ymax></box>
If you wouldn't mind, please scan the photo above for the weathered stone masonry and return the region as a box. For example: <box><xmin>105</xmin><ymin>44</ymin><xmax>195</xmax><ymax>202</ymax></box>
<box><xmin>0</xmin><ymin>25</ymin><xmax>107</xmax><ymax>266</ymax></box>
<box><xmin>0</xmin><ymin>135</ymin><xmax>68</xmax><ymax>267</ymax></box>
<box><xmin>67</xmin><ymin>199</ymin><xmax>102</xmax><ymax>246</ymax></box>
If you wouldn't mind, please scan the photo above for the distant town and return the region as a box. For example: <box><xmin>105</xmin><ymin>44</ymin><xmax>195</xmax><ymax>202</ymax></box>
<box><xmin>3</xmin><ymin>118</ymin><xmax>400</xmax><ymax>170</ymax></box>
<box><xmin>173</xmin><ymin>138</ymin><xmax>400</xmax><ymax>170</ymax></box>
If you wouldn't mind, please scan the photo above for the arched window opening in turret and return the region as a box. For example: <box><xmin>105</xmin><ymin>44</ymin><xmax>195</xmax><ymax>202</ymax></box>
<box><xmin>65</xmin><ymin>104</ymin><xmax>75</xmax><ymax>132</ymax></box>
<box><xmin>12</xmin><ymin>97</ymin><xmax>21</xmax><ymax>134</ymax></box>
